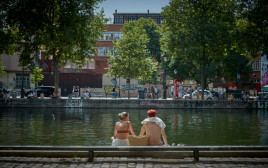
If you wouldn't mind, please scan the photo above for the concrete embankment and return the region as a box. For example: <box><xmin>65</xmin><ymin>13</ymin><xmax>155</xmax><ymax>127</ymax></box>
<box><xmin>0</xmin><ymin>98</ymin><xmax>263</xmax><ymax>109</ymax></box>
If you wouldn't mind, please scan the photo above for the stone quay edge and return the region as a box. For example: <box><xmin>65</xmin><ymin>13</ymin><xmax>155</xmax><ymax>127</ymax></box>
<box><xmin>0</xmin><ymin>98</ymin><xmax>266</xmax><ymax>109</ymax></box>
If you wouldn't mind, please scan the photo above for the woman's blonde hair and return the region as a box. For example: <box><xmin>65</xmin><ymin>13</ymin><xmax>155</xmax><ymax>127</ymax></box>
<box><xmin>118</xmin><ymin>112</ymin><xmax>128</xmax><ymax>120</ymax></box>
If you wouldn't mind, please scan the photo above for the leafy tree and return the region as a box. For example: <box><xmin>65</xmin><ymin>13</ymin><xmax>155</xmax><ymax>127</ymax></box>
<box><xmin>215</xmin><ymin>48</ymin><xmax>252</xmax><ymax>83</ymax></box>
<box><xmin>137</xmin><ymin>18</ymin><xmax>161</xmax><ymax>61</ymax></box>
<box><xmin>31</xmin><ymin>67</ymin><xmax>44</xmax><ymax>87</ymax></box>
<box><xmin>1</xmin><ymin>0</ymin><xmax>107</xmax><ymax>96</ymax></box>
<box><xmin>107</xmin><ymin>20</ymin><xmax>157</xmax><ymax>99</ymax></box>
<box><xmin>161</xmin><ymin>0</ymin><xmax>236</xmax><ymax>99</ymax></box>
<box><xmin>234</xmin><ymin>0</ymin><xmax>268</xmax><ymax>56</ymax></box>
<box><xmin>136</xmin><ymin>18</ymin><xmax>161</xmax><ymax>85</ymax></box>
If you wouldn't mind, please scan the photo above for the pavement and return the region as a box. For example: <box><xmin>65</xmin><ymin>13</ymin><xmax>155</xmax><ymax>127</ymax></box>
<box><xmin>0</xmin><ymin>156</ymin><xmax>267</xmax><ymax>168</ymax></box>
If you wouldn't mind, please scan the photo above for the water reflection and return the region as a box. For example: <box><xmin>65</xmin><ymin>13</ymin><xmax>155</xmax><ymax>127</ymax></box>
<box><xmin>257</xmin><ymin>109</ymin><xmax>268</xmax><ymax>145</ymax></box>
<box><xmin>0</xmin><ymin>108</ymin><xmax>267</xmax><ymax>146</ymax></box>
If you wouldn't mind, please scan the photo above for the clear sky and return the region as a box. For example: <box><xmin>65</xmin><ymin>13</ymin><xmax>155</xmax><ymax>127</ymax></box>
<box><xmin>96</xmin><ymin>0</ymin><xmax>170</xmax><ymax>19</ymax></box>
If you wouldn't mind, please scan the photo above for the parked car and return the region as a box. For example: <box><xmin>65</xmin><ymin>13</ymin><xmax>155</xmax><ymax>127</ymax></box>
<box><xmin>25</xmin><ymin>86</ymin><xmax>54</xmax><ymax>97</ymax></box>
<box><xmin>183</xmin><ymin>90</ymin><xmax>218</xmax><ymax>100</ymax></box>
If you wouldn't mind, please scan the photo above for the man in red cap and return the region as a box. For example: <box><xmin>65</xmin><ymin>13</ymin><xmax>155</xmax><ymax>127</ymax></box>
<box><xmin>139</xmin><ymin>109</ymin><xmax>168</xmax><ymax>146</ymax></box>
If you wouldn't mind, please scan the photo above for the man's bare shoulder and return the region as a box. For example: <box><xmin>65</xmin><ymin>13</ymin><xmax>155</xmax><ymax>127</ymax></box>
<box><xmin>145</xmin><ymin>122</ymin><xmax>161</xmax><ymax>128</ymax></box>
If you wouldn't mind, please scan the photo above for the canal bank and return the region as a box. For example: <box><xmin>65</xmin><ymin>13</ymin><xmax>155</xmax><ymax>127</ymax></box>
<box><xmin>0</xmin><ymin>98</ymin><xmax>262</xmax><ymax>109</ymax></box>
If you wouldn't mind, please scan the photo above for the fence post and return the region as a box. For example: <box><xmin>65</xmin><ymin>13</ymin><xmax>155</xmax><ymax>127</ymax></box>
<box><xmin>88</xmin><ymin>150</ymin><xmax>94</xmax><ymax>162</ymax></box>
<box><xmin>194</xmin><ymin>149</ymin><xmax>199</xmax><ymax>162</ymax></box>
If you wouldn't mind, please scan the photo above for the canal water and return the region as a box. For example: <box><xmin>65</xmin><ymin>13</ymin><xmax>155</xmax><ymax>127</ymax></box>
<box><xmin>0</xmin><ymin>108</ymin><xmax>267</xmax><ymax>146</ymax></box>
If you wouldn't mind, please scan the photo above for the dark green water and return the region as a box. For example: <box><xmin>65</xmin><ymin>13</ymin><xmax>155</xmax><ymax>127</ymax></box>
<box><xmin>0</xmin><ymin>108</ymin><xmax>267</xmax><ymax>146</ymax></box>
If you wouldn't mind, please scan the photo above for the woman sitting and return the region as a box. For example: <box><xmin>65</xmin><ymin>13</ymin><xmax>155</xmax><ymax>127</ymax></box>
<box><xmin>111</xmin><ymin>112</ymin><xmax>135</xmax><ymax>146</ymax></box>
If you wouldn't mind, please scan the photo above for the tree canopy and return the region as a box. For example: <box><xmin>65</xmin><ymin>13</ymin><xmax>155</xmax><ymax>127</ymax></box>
<box><xmin>137</xmin><ymin>18</ymin><xmax>161</xmax><ymax>84</ymax></box>
<box><xmin>234</xmin><ymin>0</ymin><xmax>268</xmax><ymax>56</ymax></box>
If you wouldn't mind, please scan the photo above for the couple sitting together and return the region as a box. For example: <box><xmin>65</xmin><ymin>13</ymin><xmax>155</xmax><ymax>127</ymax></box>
<box><xmin>111</xmin><ymin>109</ymin><xmax>168</xmax><ymax>146</ymax></box>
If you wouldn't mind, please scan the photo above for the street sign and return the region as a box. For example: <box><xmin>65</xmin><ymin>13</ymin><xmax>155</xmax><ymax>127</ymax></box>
<box><xmin>111</xmin><ymin>78</ymin><xmax>117</xmax><ymax>85</ymax></box>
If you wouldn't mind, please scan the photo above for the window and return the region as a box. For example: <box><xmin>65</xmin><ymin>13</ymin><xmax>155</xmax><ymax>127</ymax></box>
<box><xmin>99</xmin><ymin>32</ymin><xmax>123</xmax><ymax>41</ymax></box>
<box><xmin>114</xmin><ymin>16</ymin><xmax>123</xmax><ymax>24</ymax></box>
<box><xmin>15</xmin><ymin>74</ymin><xmax>30</xmax><ymax>89</ymax></box>
<box><xmin>99</xmin><ymin>32</ymin><xmax>112</xmax><ymax>41</ymax></box>
<box><xmin>113</xmin><ymin>32</ymin><xmax>123</xmax><ymax>41</ymax></box>
<box><xmin>98</xmin><ymin>47</ymin><xmax>114</xmax><ymax>56</ymax></box>
<box><xmin>252</xmin><ymin>61</ymin><xmax>260</xmax><ymax>71</ymax></box>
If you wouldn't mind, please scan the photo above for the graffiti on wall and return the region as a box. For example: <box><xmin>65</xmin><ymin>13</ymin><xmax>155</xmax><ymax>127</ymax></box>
<box><xmin>139</xmin><ymin>101</ymin><xmax>159</xmax><ymax>107</ymax></box>
<box><xmin>66</xmin><ymin>99</ymin><xmax>83</xmax><ymax>107</ymax></box>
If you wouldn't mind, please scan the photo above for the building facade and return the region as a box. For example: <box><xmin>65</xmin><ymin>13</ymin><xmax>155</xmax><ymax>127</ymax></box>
<box><xmin>0</xmin><ymin>53</ymin><xmax>33</xmax><ymax>96</ymax></box>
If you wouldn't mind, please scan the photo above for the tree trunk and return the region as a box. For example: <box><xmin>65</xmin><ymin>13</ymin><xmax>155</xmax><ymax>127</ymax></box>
<box><xmin>163</xmin><ymin>68</ymin><xmax>167</xmax><ymax>99</ymax></box>
<box><xmin>53</xmin><ymin>60</ymin><xmax>59</xmax><ymax>97</ymax></box>
<box><xmin>35</xmin><ymin>48</ymin><xmax>39</xmax><ymax>88</ymax></box>
<box><xmin>201</xmin><ymin>43</ymin><xmax>206</xmax><ymax>100</ymax></box>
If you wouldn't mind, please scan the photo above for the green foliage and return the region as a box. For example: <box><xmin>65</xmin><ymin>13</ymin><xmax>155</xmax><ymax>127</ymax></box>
<box><xmin>220</xmin><ymin>48</ymin><xmax>251</xmax><ymax>81</ymax></box>
<box><xmin>0</xmin><ymin>0</ymin><xmax>18</xmax><ymax>55</ymax></box>
<box><xmin>0</xmin><ymin>29</ymin><xmax>18</xmax><ymax>56</ymax></box>
<box><xmin>31</xmin><ymin>67</ymin><xmax>44</xmax><ymax>85</ymax></box>
<box><xmin>137</xmin><ymin>18</ymin><xmax>161</xmax><ymax>62</ymax></box>
<box><xmin>135</xmin><ymin>18</ymin><xmax>161</xmax><ymax>85</ymax></box>
<box><xmin>167</xmin><ymin>56</ymin><xmax>197</xmax><ymax>81</ymax></box>
<box><xmin>0</xmin><ymin>56</ymin><xmax>5</xmax><ymax>77</ymax></box>
<box><xmin>107</xmin><ymin>20</ymin><xmax>158</xmax><ymax>85</ymax></box>
<box><xmin>234</xmin><ymin>0</ymin><xmax>268</xmax><ymax>56</ymax></box>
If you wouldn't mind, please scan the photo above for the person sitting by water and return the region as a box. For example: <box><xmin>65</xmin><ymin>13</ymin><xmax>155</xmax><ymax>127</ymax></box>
<box><xmin>3</xmin><ymin>91</ymin><xmax>10</xmax><ymax>103</ymax></box>
<box><xmin>84</xmin><ymin>91</ymin><xmax>90</xmax><ymax>99</ymax></box>
<box><xmin>28</xmin><ymin>91</ymin><xmax>37</xmax><ymax>99</ymax></box>
<box><xmin>243</xmin><ymin>92</ymin><xmax>249</xmax><ymax>101</ymax></box>
<box><xmin>50</xmin><ymin>93</ymin><xmax>60</xmax><ymax>99</ymax></box>
<box><xmin>111</xmin><ymin>112</ymin><xmax>135</xmax><ymax>146</ymax></box>
<box><xmin>139</xmin><ymin>109</ymin><xmax>168</xmax><ymax>146</ymax></box>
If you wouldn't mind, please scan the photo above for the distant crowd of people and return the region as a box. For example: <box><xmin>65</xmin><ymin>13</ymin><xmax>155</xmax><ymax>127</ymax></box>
<box><xmin>143</xmin><ymin>85</ymin><xmax>161</xmax><ymax>99</ymax></box>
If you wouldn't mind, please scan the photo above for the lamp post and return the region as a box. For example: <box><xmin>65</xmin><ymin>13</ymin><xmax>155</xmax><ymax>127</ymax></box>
<box><xmin>162</xmin><ymin>52</ymin><xmax>167</xmax><ymax>99</ymax></box>
<box><xmin>20</xmin><ymin>66</ymin><xmax>25</xmax><ymax>98</ymax></box>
